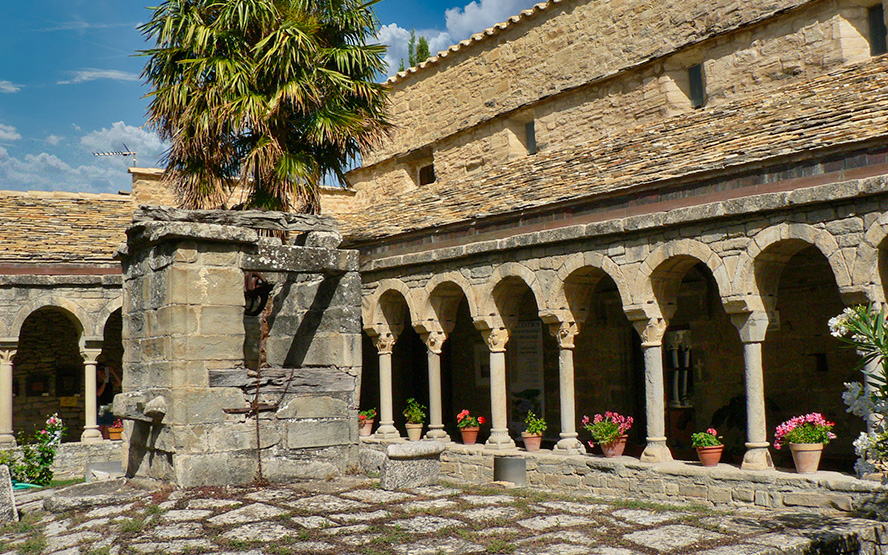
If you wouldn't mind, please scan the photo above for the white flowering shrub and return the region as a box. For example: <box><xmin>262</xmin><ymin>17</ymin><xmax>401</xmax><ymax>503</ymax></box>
<box><xmin>830</xmin><ymin>304</ymin><xmax>888</xmax><ymax>477</ymax></box>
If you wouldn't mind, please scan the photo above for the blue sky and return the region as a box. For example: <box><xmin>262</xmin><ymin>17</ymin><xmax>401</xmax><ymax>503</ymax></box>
<box><xmin>0</xmin><ymin>0</ymin><xmax>539</xmax><ymax>195</ymax></box>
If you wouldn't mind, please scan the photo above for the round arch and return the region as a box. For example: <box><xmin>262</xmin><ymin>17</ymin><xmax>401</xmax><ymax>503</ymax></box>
<box><xmin>545</xmin><ymin>252</ymin><xmax>633</xmax><ymax>322</ymax></box>
<box><xmin>362</xmin><ymin>279</ymin><xmax>421</xmax><ymax>335</ymax></box>
<box><xmin>478</xmin><ymin>262</ymin><xmax>545</xmax><ymax>326</ymax></box>
<box><xmin>422</xmin><ymin>272</ymin><xmax>480</xmax><ymax>333</ymax></box>
<box><xmin>11</xmin><ymin>297</ymin><xmax>91</xmax><ymax>345</ymax></box>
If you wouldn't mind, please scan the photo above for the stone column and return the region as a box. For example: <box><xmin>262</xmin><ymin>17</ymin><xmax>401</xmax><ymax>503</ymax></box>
<box><xmin>374</xmin><ymin>333</ymin><xmax>400</xmax><ymax>439</ymax></box>
<box><xmin>0</xmin><ymin>345</ymin><xmax>17</xmax><ymax>448</ymax></box>
<box><xmin>482</xmin><ymin>328</ymin><xmax>515</xmax><ymax>449</ymax></box>
<box><xmin>548</xmin><ymin>321</ymin><xmax>583</xmax><ymax>454</ymax></box>
<box><xmin>731</xmin><ymin>312</ymin><xmax>773</xmax><ymax>470</ymax></box>
<box><xmin>81</xmin><ymin>348</ymin><xmax>103</xmax><ymax>444</ymax></box>
<box><xmin>632</xmin><ymin>318</ymin><xmax>672</xmax><ymax>463</ymax></box>
<box><xmin>423</xmin><ymin>331</ymin><xmax>450</xmax><ymax>441</ymax></box>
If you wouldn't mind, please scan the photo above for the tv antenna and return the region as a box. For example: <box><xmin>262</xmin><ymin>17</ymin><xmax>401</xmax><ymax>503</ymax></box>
<box><xmin>92</xmin><ymin>144</ymin><xmax>137</xmax><ymax>166</ymax></box>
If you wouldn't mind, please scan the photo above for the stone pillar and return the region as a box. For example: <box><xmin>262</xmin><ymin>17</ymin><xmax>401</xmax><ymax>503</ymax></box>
<box><xmin>422</xmin><ymin>331</ymin><xmax>450</xmax><ymax>442</ymax></box>
<box><xmin>731</xmin><ymin>312</ymin><xmax>773</xmax><ymax>470</ymax></box>
<box><xmin>0</xmin><ymin>345</ymin><xmax>17</xmax><ymax>448</ymax></box>
<box><xmin>81</xmin><ymin>348</ymin><xmax>103</xmax><ymax>444</ymax></box>
<box><xmin>482</xmin><ymin>328</ymin><xmax>516</xmax><ymax>449</ymax></box>
<box><xmin>374</xmin><ymin>333</ymin><xmax>400</xmax><ymax>439</ymax></box>
<box><xmin>548</xmin><ymin>321</ymin><xmax>583</xmax><ymax>454</ymax></box>
<box><xmin>632</xmin><ymin>318</ymin><xmax>672</xmax><ymax>463</ymax></box>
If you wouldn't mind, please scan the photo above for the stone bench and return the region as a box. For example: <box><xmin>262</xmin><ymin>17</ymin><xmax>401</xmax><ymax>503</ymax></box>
<box><xmin>380</xmin><ymin>441</ymin><xmax>446</xmax><ymax>491</ymax></box>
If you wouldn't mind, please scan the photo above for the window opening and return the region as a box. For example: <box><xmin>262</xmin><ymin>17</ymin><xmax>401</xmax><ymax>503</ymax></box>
<box><xmin>869</xmin><ymin>4</ymin><xmax>887</xmax><ymax>56</ymax></box>
<box><xmin>419</xmin><ymin>164</ymin><xmax>436</xmax><ymax>185</ymax></box>
<box><xmin>525</xmin><ymin>121</ymin><xmax>537</xmax><ymax>155</ymax></box>
<box><xmin>688</xmin><ymin>64</ymin><xmax>706</xmax><ymax>109</ymax></box>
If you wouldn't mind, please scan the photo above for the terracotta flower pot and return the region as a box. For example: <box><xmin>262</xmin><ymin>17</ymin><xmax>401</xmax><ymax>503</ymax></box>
<box><xmin>696</xmin><ymin>445</ymin><xmax>723</xmax><ymax>467</ymax></box>
<box><xmin>522</xmin><ymin>432</ymin><xmax>542</xmax><ymax>452</ymax></box>
<box><xmin>789</xmin><ymin>442</ymin><xmax>824</xmax><ymax>474</ymax></box>
<box><xmin>359</xmin><ymin>419</ymin><xmax>374</xmax><ymax>437</ymax></box>
<box><xmin>108</xmin><ymin>427</ymin><xmax>123</xmax><ymax>441</ymax></box>
<box><xmin>600</xmin><ymin>435</ymin><xmax>628</xmax><ymax>458</ymax></box>
<box><xmin>460</xmin><ymin>426</ymin><xmax>480</xmax><ymax>445</ymax></box>
<box><xmin>406</xmin><ymin>423</ymin><xmax>424</xmax><ymax>441</ymax></box>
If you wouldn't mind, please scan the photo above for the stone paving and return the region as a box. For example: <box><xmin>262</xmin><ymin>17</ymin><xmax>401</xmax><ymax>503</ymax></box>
<box><xmin>2</xmin><ymin>476</ymin><xmax>887</xmax><ymax>555</ymax></box>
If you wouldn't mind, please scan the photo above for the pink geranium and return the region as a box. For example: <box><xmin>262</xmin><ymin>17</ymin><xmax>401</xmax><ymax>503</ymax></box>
<box><xmin>774</xmin><ymin>413</ymin><xmax>836</xmax><ymax>449</ymax></box>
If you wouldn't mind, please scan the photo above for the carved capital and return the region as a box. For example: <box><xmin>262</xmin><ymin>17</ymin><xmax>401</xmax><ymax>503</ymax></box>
<box><xmin>81</xmin><ymin>348</ymin><xmax>102</xmax><ymax>365</ymax></box>
<box><xmin>374</xmin><ymin>333</ymin><xmax>397</xmax><ymax>355</ymax></box>
<box><xmin>632</xmin><ymin>318</ymin><xmax>668</xmax><ymax>347</ymax></box>
<box><xmin>481</xmin><ymin>328</ymin><xmax>510</xmax><ymax>353</ymax></box>
<box><xmin>0</xmin><ymin>349</ymin><xmax>15</xmax><ymax>365</ymax></box>
<box><xmin>422</xmin><ymin>330</ymin><xmax>447</xmax><ymax>354</ymax></box>
<box><xmin>730</xmin><ymin>311</ymin><xmax>770</xmax><ymax>344</ymax></box>
<box><xmin>548</xmin><ymin>321</ymin><xmax>579</xmax><ymax>350</ymax></box>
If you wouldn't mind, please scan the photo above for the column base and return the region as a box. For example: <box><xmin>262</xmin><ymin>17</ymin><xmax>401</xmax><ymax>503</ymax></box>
<box><xmin>553</xmin><ymin>434</ymin><xmax>584</xmax><ymax>455</ymax></box>
<box><xmin>424</xmin><ymin>426</ymin><xmax>451</xmax><ymax>442</ymax></box>
<box><xmin>374</xmin><ymin>423</ymin><xmax>400</xmax><ymax>440</ymax></box>
<box><xmin>741</xmin><ymin>443</ymin><xmax>774</xmax><ymax>470</ymax></box>
<box><xmin>640</xmin><ymin>438</ymin><xmax>673</xmax><ymax>463</ymax></box>
<box><xmin>485</xmin><ymin>428</ymin><xmax>516</xmax><ymax>449</ymax></box>
<box><xmin>81</xmin><ymin>428</ymin><xmax>103</xmax><ymax>444</ymax></box>
<box><xmin>0</xmin><ymin>433</ymin><xmax>15</xmax><ymax>448</ymax></box>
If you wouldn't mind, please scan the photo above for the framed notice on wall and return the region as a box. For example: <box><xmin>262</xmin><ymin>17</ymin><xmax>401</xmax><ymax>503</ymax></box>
<box><xmin>507</xmin><ymin>321</ymin><xmax>545</xmax><ymax>433</ymax></box>
<box><xmin>27</xmin><ymin>373</ymin><xmax>51</xmax><ymax>397</ymax></box>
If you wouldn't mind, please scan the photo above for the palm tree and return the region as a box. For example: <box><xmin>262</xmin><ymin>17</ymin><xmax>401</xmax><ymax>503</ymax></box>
<box><xmin>140</xmin><ymin>0</ymin><xmax>391</xmax><ymax>213</ymax></box>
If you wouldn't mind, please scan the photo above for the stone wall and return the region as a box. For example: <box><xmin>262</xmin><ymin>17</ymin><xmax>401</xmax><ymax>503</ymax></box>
<box><xmin>349</xmin><ymin>0</ymin><xmax>885</xmax><ymax>210</ymax></box>
<box><xmin>1</xmin><ymin>441</ymin><xmax>122</xmax><ymax>481</ymax></box>
<box><xmin>115</xmin><ymin>210</ymin><xmax>362</xmax><ymax>487</ymax></box>
<box><xmin>435</xmin><ymin>444</ymin><xmax>888</xmax><ymax>512</ymax></box>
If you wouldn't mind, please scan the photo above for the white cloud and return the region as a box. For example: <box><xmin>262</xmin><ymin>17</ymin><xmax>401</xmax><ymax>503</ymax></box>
<box><xmin>45</xmin><ymin>135</ymin><xmax>64</xmax><ymax>146</ymax></box>
<box><xmin>58</xmin><ymin>69</ymin><xmax>140</xmax><ymax>85</ymax></box>
<box><xmin>378</xmin><ymin>0</ymin><xmax>539</xmax><ymax>77</ymax></box>
<box><xmin>81</xmin><ymin>121</ymin><xmax>167</xmax><ymax>170</ymax></box>
<box><xmin>0</xmin><ymin>150</ymin><xmax>124</xmax><ymax>194</ymax></box>
<box><xmin>445</xmin><ymin>0</ymin><xmax>538</xmax><ymax>40</ymax></box>
<box><xmin>40</xmin><ymin>21</ymin><xmax>136</xmax><ymax>32</ymax></box>
<box><xmin>0</xmin><ymin>124</ymin><xmax>22</xmax><ymax>141</ymax></box>
<box><xmin>0</xmin><ymin>81</ymin><xmax>21</xmax><ymax>94</ymax></box>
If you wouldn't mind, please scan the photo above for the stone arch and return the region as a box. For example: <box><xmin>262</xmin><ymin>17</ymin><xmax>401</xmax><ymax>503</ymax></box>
<box><xmin>11</xmin><ymin>296</ymin><xmax>91</xmax><ymax>347</ymax></box>
<box><xmin>735</xmin><ymin>223</ymin><xmax>847</xmax><ymax>311</ymax></box>
<box><xmin>635</xmin><ymin>239</ymin><xmax>732</xmax><ymax>320</ymax></box>
<box><xmin>478</xmin><ymin>262</ymin><xmax>545</xmax><ymax>329</ymax></box>
<box><xmin>859</xmin><ymin>215</ymin><xmax>888</xmax><ymax>303</ymax></box>
<box><xmin>545</xmin><ymin>252</ymin><xmax>632</xmax><ymax>323</ymax></box>
<box><xmin>362</xmin><ymin>279</ymin><xmax>419</xmax><ymax>336</ymax></box>
<box><xmin>421</xmin><ymin>272</ymin><xmax>480</xmax><ymax>334</ymax></box>
<box><xmin>96</xmin><ymin>297</ymin><xmax>124</xmax><ymax>337</ymax></box>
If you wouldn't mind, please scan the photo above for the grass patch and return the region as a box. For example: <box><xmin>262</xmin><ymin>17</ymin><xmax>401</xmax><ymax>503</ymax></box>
<box><xmin>144</xmin><ymin>503</ymin><xmax>166</xmax><ymax>516</ymax></box>
<box><xmin>116</xmin><ymin>516</ymin><xmax>146</xmax><ymax>534</ymax></box>
<box><xmin>485</xmin><ymin>539</ymin><xmax>516</xmax><ymax>553</ymax></box>
<box><xmin>0</xmin><ymin>512</ymin><xmax>41</xmax><ymax>535</ymax></box>
<box><xmin>370</xmin><ymin>526</ymin><xmax>410</xmax><ymax>545</ymax></box>
<box><xmin>83</xmin><ymin>547</ymin><xmax>112</xmax><ymax>555</ymax></box>
<box><xmin>16</xmin><ymin>534</ymin><xmax>47</xmax><ymax>554</ymax></box>
<box><xmin>48</xmin><ymin>477</ymin><xmax>86</xmax><ymax>489</ymax></box>
<box><xmin>608</xmin><ymin>498</ymin><xmax>714</xmax><ymax>513</ymax></box>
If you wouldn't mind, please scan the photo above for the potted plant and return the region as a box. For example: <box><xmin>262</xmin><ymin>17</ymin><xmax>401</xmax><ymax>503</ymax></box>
<box><xmin>691</xmin><ymin>428</ymin><xmax>723</xmax><ymax>466</ymax></box>
<box><xmin>403</xmin><ymin>398</ymin><xmax>426</xmax><ymax>441</ymax></box>
<box><xmin>358</xmin><ymin>408</ymin><xmax>377</xmax><ymax>437</ymax></box>
<box><xmin>522</xmin><ymin>411</ymin><xmax>547</xmax><ymax>452</ymax></box>
<box><xmin>774</xmin><ymin>413</ymin><xmax>836</xmax><ymax>473</ymax></box>
<box><xmin>456</xmin><ymin>409</ymin><xmax>485</xmax><ymax>445</ymax></box>
<box><xmin>582</xmin><ymin>411</ymin><xmax>633</xmax><ymax>457</ymax></box>
<box><xmin>108</xmin><ymin>419</ymin><xmax>124</xmax><ymax>441</ymax></box>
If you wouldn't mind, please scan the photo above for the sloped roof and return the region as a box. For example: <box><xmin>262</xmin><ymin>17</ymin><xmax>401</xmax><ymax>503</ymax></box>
<box><xmin>341</xmin><ymin>55</ymin><xmax>888</xmax><ymax>243</ymax></box>
<box><xmin>0</xmin><ymin>191</ymin><xmax>133</xmax><ymax>265</ymax></box>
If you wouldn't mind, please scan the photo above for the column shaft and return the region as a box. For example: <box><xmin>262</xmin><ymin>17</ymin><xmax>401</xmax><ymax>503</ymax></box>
<box><xmin>640</xmin><ymin>344</ymin><xmax>672</xmax><ymax>462</ymax></box>
<box><xmin>554</xmin><ymin>347</ymin><xmax>582</xmax><ymax>453</ymax></box>
<box><xmin>487</xmin><ymin>350</ymin><xmax>515</xmax><ymax>448</ymax></box>
<box><xmin>741</xmin><ymin>340</ymin><xmax>773</xmax><ymax>469</ymax></box>
<box><xmin>0</xmin><ymin>350</ymin><xmax>15</xmax><ymax>447</ymax></box>
<box><xmin>425</xmin><ymin>349</ymin><xmax>450</xmax><ymax>441</ymax></box>
<box><xmin>81</xmin><ymin>357</ymin><xmax>103</xmax><ymax>443</ymax></box>
<box><xmin>376</xmin><ymin>351</ymin><xmax>399</xmax><ymax>439</ymax></box>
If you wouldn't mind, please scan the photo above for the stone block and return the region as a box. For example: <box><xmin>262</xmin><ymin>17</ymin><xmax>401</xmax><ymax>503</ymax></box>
<box><xmin>276</xmin><ymin>396</ymin><xmax>349</xmax><ymax>420</ymax></box>
<box><xmin>387</xmin><ymin>441</ymin><xmax>446</xmax><ymax>459</ymax></box>
<box><xmin>734</xmin><ymin>488</ymin><xmax>755</xmax><ymax>503</ymax></box>
<box><xmin>678</xmin><ymin>483</ymin><xmax>708</xmax><ymax>498</ymax></box>
<box><xmin>173</xmin><ymin>452</ymin><xmax>258</xmax><ymax>487</ymax></box>
<box><xmin>708</xmin><ymin>487</ymin><xmax>733</xmax><ymax>505</ymax></box>
<box><xmin>0</xmin><ymin>464</ymin><xmax>17</xmax><ymax>523</ymax></box>
<box><xmin>287</xmin><ymin>420</ymin><xmax>350</xmax><ymax>449</ymax></box>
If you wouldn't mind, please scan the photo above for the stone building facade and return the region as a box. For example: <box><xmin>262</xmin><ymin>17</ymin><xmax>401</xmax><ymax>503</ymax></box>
<box><xmin>347</xmin><ymin>0</ymin><xmax>888</xmax><ymax>478</ymax></box>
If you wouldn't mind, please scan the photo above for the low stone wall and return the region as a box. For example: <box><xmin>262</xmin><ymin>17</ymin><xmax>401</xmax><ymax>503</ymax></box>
<box><xmin>363</xmin><ymin>441</ymin><xmax>888</xmax><ymax>513</ymax></box>
<box><xmin>3</xmin><ymin>441</ymin><xmax>122</xmax><ymax>481</ymax></box>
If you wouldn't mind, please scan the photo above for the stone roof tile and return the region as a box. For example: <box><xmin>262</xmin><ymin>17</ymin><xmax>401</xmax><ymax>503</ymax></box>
<box><xmin>342</xmin><ymin>56</ymin><xmax>888</xmax><ymax>243</ymax></box>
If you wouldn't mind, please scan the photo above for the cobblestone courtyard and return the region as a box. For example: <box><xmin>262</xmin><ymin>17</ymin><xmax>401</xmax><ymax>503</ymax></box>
<box><xmin>3</xmin><ymin>477</ymin><xmax>887</xmax><ymax>554</ymax></box>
